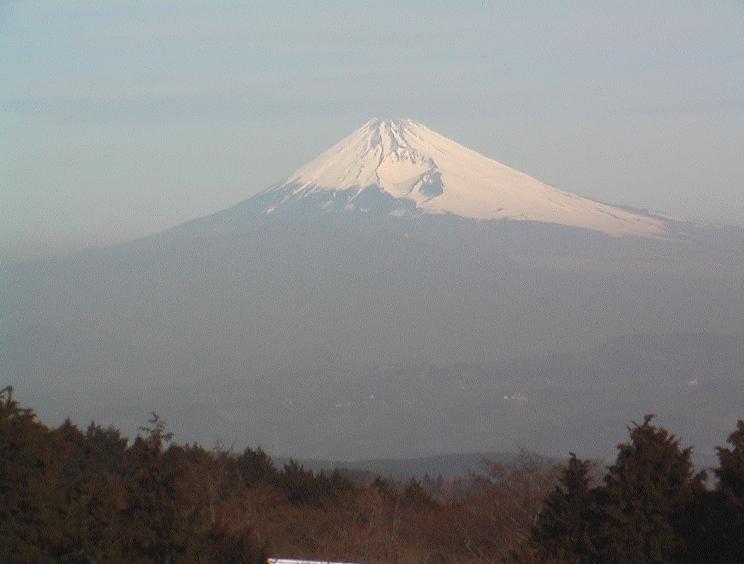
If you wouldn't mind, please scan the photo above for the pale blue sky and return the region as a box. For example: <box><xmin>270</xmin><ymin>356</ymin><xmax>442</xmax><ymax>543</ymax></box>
<box><xmin>2</xmin><ymin>1</ymin><xmax>743</xmax><ymax>257</ymax></box>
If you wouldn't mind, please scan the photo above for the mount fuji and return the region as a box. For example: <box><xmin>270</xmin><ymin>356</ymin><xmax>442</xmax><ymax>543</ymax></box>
<box><xmin>176</xmin><ymin>118</ymin><xmax>666</xmax><ymax>238</ymax></box>
<box><xmin>3</xmin><ymin>117</ymin><xmax>744</xmax><ymax>462</ymax></box>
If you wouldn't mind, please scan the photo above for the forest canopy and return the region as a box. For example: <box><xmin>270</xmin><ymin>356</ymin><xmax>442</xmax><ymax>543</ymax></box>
<box><xmin>1</xmin><ymin>386</ymin><xmax>743</xmax><ymax>563</ymax></box>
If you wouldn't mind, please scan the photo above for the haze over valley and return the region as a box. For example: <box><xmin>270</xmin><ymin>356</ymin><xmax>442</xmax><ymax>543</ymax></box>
<box><xmin>3</xmin><ymin>118</ymin><xmax>743</xmax><ymax>468</ymax></box>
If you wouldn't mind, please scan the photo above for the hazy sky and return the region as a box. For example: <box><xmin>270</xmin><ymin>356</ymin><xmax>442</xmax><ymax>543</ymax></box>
<box><xmin>2</xmin><ymin>1</ymin><xmax>743</xmax><ymax>257</ymax></box>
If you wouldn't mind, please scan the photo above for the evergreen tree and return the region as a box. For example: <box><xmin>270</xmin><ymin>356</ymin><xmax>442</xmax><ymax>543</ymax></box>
<box><xmin>237</xmin><ymin>446</ymin><xmax>278</xmax><ymax>486</ymax></box>
<box><xmin>0</xmin><ymin>393</ymin><xmax>270</xmax><ymax>562</ymax></box>
<box><xmin>280</xmin><ymin>459</ymin><xmax>333</xmax><ymax>506</ymax></box>
<box><xmin>707</xmin><ymin>420</ymin><xmax>744</xmax><ymax>562</ymax></box>
<box><xmin>120</xmin><ymin>413</ymin><xmax>197</xmax><ymax>562</ymax></box>
<box><xmin>594</xmin><ymin>415</ymin><xmax>700</xmax><ymax>563</ymax></box>
<box><xmin>716</xmin><ymin>420</ymin><xmax>744</xmax><ymax>505</ymax></box>
<box><xmin>532</xmin><ymin>453</ymin><xmax>597</xmax><ymax>562</ymax></box>
<box><xmin>0</xmin><ymin>386</ymin><xmax>66</xmax><ymax>561</ymax></box>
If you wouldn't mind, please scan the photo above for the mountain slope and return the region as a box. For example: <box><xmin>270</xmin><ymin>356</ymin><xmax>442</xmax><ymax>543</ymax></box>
<box><xmin>186</xmin><ymin>118</ymin><xmax>665</xmax><ymax>238</ymax></box>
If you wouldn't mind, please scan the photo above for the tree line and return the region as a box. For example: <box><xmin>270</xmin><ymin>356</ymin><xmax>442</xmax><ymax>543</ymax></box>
<box><xmin>532</xmin><ymin>415</ymin><xmax>744</xmax><ymax>563</ymax></box>
<box><xmin>1</xmin><ymin>385</ymin><xmax>743</xmax><ymax>562</ymax></box>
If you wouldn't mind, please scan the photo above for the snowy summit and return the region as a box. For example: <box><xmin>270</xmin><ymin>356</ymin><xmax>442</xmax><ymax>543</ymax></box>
<box><xmin>246</xmin><ymin>118</ymin><xmax>665</xmax><ymax>237</ymax></box>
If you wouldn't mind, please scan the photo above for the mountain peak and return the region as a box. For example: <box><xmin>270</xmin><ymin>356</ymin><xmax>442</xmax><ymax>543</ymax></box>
<box><xmin>364</xmin><ymin>116</ymin><xmax>416</xmax><ymax>127</ymax></box>
<box><xmin>260</xmin><ymin>119</ymin><xmax>665</xmax><ymax>237</ymax></box>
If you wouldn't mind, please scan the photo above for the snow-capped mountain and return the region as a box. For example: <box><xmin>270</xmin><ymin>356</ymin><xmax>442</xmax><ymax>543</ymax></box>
<box><xmin>240</xmin><ymin>118</ymin><xmax>663</xmax><ymax>237</ymax></box>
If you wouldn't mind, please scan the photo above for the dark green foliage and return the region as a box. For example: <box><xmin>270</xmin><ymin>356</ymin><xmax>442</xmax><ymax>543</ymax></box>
<box><xmin>121</xmin><ymin>436</ymin><xmax>192</xmax><ymax>560</ymax></box>
<box><xmin>48</xmin><ymin>419</ymin><xmax>127</xmax><ymax>562</ymax></box>
<box><xmin>279</xmin><ymin>460</ymin><xmax>354</xmax><ymax>506</ymax></box>
<box><xmin>716</xmin><ymin>420</ymin><xmax>744</xmax><ymax>504</ymax></box>
<box><xmin>237</xmin><ymin>446</ymin><xmax>279</xmax><ymax>485</ymax></box>
<box><xmin>0</xmin><ymin>393</ymin><xmax>267</xmax><ymax>563</ymax></box>
<box><xmin>697</xmin><ymin>419</ymin><xmax>744</xmax><ymax>563</ymax></box>
<box><xmin>4</xmin><ymin>384</ymin><xmax>744</xmax><ymax>564</ymax></box>
<box><xmin>532</xmin><ymin>415</ymin><xmax>721</xmax><ymax>564</ymax></box>
<box><xmin>594</xmin><ymin>415</ymin><xmax>701</xmax><ymax>562</ymax></box>
<box><xmin>0</xmin><ymin>386</ymin><xmax>66</xmax><ymax>562</ymax></box>
<box><xmin>0</xmin><ymin>389</ymin><xmax>372</xmax><ymax>562</ymax></box>
<box><xmin>533</xmin><ymin>453</ymin><xmax>597</xmax><ymax>562</ymax></box>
